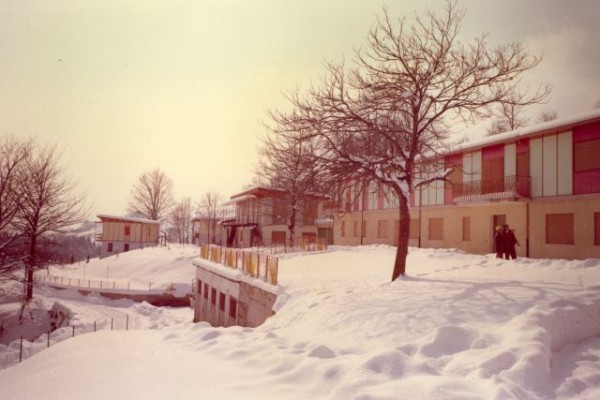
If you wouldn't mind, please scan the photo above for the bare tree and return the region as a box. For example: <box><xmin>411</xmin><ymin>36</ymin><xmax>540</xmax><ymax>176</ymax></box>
<box><xmin>12</xmin><ymin>144</ymin><xmax>87</xmax><ymax>300</ymax></box>
<box><xmin>280</xmin><ymin>1</ymin><xmax>549</xmax><ymax>281</ymax></box>
<box><xmin>537</xmin><ymin>110</ymin><xmax>558</xmax><ymax>123</ymax></box>
<box><xmin>0</xmin><ymin>137</ymin><xmax>32</xmax><ymax>280</ymax></box>
<box><xmin>169</xmin><ymin>197</ymin><xmax>193</xmax><ymax>244</ymax></box>
<box><xmin>258</xmin><ymin>121</ymin><xmax>326</xmax><ymax>247</ymax></box>
<box><xmin>487</xmin><ymin>101</ymin><xmax>529</xmax><ymax>136</ymax></box>
<box><xmin>198</xmin><ymin>191</ymin><xmax>223</xmax><ymax>244</ymax></box>
<box><xmin>128</xmin><ymin>168</ymin><xmax>174</xmax><ymax>221</ymax></box>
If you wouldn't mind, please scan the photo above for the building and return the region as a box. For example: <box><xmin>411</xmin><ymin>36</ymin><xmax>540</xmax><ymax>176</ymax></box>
<box><xmin>96</xmin><ymin>214</ymin><xmax>161</xmax><ymax>258</ymax></box>
<box><xmin>221</xmin><ymin>186</ymin><xmax>334</xmax><ymax>248</ymax></box>
<box><xmin>192</xmin><ymin>214</ymin><xmax>225</xmax><ymax>246</ymax></box>
<box><xmin>335</xmin><ymin>109</ymin><xmax>600</xmax><ymax>260</ymax></box>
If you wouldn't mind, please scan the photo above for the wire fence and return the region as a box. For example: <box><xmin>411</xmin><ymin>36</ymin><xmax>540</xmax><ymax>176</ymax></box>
<box><xmin>200</xmin><ymin>244</ymin><xmax>279</xmax><ymax>285</ymax></box>
<box><xmin>15</xmin><ymin>315</ymin><xmax>132</xmax><ymax>364</ymax></box>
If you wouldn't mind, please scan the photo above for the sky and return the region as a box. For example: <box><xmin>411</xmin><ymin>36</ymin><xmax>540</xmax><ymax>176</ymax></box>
<box><xmin>1</xmin><ymin>0</ymin><xmax>599</xmax><ymax>218</ymax></box>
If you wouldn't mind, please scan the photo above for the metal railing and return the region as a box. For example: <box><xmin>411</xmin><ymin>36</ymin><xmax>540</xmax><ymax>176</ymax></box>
<box><xmin>452</xmin><ymin>175</ymin><xmax>530</xmax><ymax>201</ymax></box>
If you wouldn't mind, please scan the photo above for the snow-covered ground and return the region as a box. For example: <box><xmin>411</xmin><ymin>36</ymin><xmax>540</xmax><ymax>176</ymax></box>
<box><xmin>1</xmin><ymin>245</ymin><xmax>600</xmax><ymax>400</ymax></box>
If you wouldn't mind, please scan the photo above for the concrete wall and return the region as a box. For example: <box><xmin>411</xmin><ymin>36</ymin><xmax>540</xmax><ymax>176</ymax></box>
<box><xmin>194</xmin><ymin>261</ymin><xmax>277</xmax><ymax>328</ymax></box>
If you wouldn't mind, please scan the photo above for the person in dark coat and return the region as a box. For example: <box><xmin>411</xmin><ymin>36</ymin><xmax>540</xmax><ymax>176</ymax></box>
<box><xmin>502</xmin><ymin>224</ymin><xmax>520</xmax><ymax>260</ymax></box>
<box><xmin>494</xmin><ymin>225</ymin><xmax>504</xmax><ymax>258</ymax></box>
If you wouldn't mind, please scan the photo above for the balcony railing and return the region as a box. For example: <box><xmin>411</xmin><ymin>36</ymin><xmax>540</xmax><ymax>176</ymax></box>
<box><xmin>452</xmin><ymin>175</ymin><xmax>530</xmax><ymax>201</ymax></box>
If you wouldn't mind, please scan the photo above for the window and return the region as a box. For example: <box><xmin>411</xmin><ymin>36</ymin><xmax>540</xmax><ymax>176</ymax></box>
<box><xmin>362</xmin><ymin>221</ymin><xmax>367</xmax><ymax>237</ymax></box>
<box><xmin>482</xmin><ymin>145</ymin><xmax>504</xmax><ymax>194</ymax></box>
<box><xmin>124</xmin><ymin>226</ymin><xmax>131</xmax><ymax>236</ymax></box>
<box><xmin>462</xmin><ymin>217</ymin><xmax>471</xmax><ymax>241</ymax></box>
<box><xmin>377</xmin><ymin>220</ymin><xmax>388</xmax><ymax>239</ymax></box>
<box><xmin>353</xmin><ymin>221</ymin><xmax>359</xmax><ymax>237</ymax></box>
<box><xmin>107</xmin><ymin>243</ymin><xmax>113</xmax><ymax>252</ymax></box>
<box><xmin>219</xmin><ymin>292</ymin><xmax>226</xmax><ymax>312</ymax></box>
<box><xmin>574</xmin><ymin>138</ymin><xmax>600</xmax><ymax>172</ymax></box>
<box><xmin>203</xmin><ymin>283</ymin><xmax>209</xmax><ymax>299</ymax></box>
<box><xmin>229</xmin><ymin>297</ymin><xmax>238</xmax><ymax>319</ymax></box>
<box><xmin>341</xmin><ymin>221</ymin><xmax>346</xmax><ymax>238</ymax></box>
<box><xmin>428</xmin><ymin>218</ymin><xmax>444</xmax><ymax>240</ymax></box>
<box><xmin>124</xmin><ymin>243</ymin><xmax>130</xmax><ymax>252</ymax></box>
<box><xmin>271</xmin><ymin>231</ymin><xmax>286</xmax><ymax>245</ymax></box>
<box><xmin>211</xmin><ymin>288</ymin><xmax>217</xmax><ymax>305</ymax></box>
<box><xmin>546</xmin><ymin>213</ymin><xmax>574</xmax><ymax>244</ymax></box>
<box><xmin>409</xmin><ymin>219</ymin><xmax>420</xmax><ymax>240</ymax></box>
<box><xmin>596</xmin><ymin>213</ymin><xmax>600</xmax><ymax>245</ymax></box>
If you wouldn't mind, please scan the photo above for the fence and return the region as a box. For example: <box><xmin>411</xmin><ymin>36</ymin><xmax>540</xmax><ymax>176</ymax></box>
<box><xmin>33</xmin><ymin>272</ymin><xmax>169</xmax><ymax>292</ymax></box>
<box><xmin>13</xmin><ymin>315</ymin><xmax>131</xmax><ymax>365</ymax></box>
<box><xmin>259</xmin><ymin>237</ymin><xmax>329</xmax><ymax>255</ymax></box>
<box><xmin>200</xmin><ymin>244</ymin><xmax>279</xmax><ymax>285</ymax></box>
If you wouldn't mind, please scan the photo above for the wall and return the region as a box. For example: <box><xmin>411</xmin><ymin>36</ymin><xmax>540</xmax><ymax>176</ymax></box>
<box><xmin>529</xmin><ymin>195</ymin><xmax>600</xmax><ymax>259</ymax></box>
<box><xmin>194</xmin><ymin>260</ymin><xmax>277</xmax><ymax>328</ymax></box>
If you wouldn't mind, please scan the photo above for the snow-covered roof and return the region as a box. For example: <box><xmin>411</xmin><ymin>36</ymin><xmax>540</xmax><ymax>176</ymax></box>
<box><xmin>96</xmin><ymin>214</ymin><xmax>161</xmax><ymax>225</ymax></box>
<box><xmin>451</xmin><ymin>108</ymin><xmax>600</xmax><ymax>155</ymax></box>
<box><xmin>222</xmin><ymin>194</ymin><xmax>257</xmax><ymax>205</ymax></box>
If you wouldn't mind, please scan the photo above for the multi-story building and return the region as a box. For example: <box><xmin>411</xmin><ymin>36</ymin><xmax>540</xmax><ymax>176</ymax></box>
<box><xmin>96</xmin><ymin>214</ymin><xmax>161</xmax><ymax>258</ymax></box>
<box><xmin>335</xmin><ymin>109</ymin><xmax>600</xmax><ymax>260</ymax></box>
<box><xmin>221</xmin><ymin>186</ymin><xmax>333</xmax><ymax>248</ymax></box>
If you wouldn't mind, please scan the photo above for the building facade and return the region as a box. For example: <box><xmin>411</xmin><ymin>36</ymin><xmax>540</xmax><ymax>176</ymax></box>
<box><xmin>221</xmin><ymin>186</ymin><xmax>333</xmax><ymax>248</ymax></box>
<box><xmin>335</xmin><ymin>110</ymin><xmax>600</xmax><ymax>260</ymax></box>
<box><xmin>96</xmin><ymin>215</ymin><xmax>161</xmax><ymax>258</ymax></box>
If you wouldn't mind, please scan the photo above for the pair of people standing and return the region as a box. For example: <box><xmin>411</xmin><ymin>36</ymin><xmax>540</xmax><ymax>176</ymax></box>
<box><xmin>495</xmin><ymin>224</ymin><xmax>520</xmax><ymax>259</ymax></box>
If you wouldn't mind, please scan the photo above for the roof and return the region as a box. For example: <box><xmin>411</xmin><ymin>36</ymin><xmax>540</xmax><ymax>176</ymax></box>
<box><xmin>96</xmin><ymin>214</ymin><xmax>161</xmax><ymax>225</ymax></box>
<box><xmin>451</xmin><ymin>108</ymin><xmax>600</xmax><ymax>155</ymax></box>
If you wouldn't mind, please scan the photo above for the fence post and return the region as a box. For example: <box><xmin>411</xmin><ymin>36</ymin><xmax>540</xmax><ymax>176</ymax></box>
<box><xmin>47</xmin><ymin>331</ymin><xmax>50</xmax><ymax>348</ymax></box>
<box><xmin>72</xmin><ymin>326</ymin><xmax>75</xmax><ymax>337</ymax></box>
<box><xmin>126</xmin><ymin>315</ymin><xmax>129</xmax><ymax>331</ymax></box>
<box><xmin>94</xmin><ymin>321</ymin><xmax>97</xmax><ymax>332</ymax></box>
<box><xmin>19</xmin><ymin>336</ymin><xmax>23</xmax><ymax>362</ymax></box>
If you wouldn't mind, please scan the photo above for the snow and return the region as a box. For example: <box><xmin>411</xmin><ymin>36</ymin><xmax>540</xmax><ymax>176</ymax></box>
<box><xmin>1</xmin><ymin>245</ymin><xmax>600</xmax><ymax>399</ymax></box>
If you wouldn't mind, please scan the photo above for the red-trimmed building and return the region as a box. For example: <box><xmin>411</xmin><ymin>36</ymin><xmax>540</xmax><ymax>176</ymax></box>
<box><xmin>335</xmin><ymin>109</ymin><xmax>600</xmax><ymax>260</ymax></box>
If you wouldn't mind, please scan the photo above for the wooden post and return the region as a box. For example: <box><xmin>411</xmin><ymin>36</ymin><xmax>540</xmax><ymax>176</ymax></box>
<box><xmin>126</xmin><ymin>315</ymin><xmax>129</xmax><ymax>331</ymax></box>
<box><xmin>72</xmin><ymin>326</ymin><xmax>75</xmax><ymax>337</ymax></box>
<box><xmin>19</xmin><ymin>336</ymin><xmax>23</xmax><ymax>362</ymax></box>
<box><xmin>47</xmin><ymin>331</ymin><xmax>50</xmax><ymax>348</ymax></box>
<box><xmin>94</xmin><ymin>321</ymin><xmax>97</xmax><ymax>332</ymax></box>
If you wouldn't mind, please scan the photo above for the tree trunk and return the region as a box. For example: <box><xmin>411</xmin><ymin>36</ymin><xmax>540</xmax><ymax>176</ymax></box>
<box><xmin>25</xmin><ymin>234</ymin><xmax>37</xmax><ymax>301</ymax></box>
<box><xmin>288</xmin><ymin>207</ymin><xmax>296</xmax><ymax>249</ymax></box>
<box><xmin>391</xmin><ymin>192</ymin><xmax>410</xmax><ymax>281</ymax></box>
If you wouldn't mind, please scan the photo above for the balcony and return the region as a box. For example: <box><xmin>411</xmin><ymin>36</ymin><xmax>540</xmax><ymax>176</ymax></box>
<box><xmin>452</xmin><ymin>175</ymin><xmax>531</xmax><ymax>202</ymax></box>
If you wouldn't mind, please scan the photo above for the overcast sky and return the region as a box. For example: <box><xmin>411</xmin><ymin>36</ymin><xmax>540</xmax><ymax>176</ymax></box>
<box><xmin>1</xmin><ymin>0</ymin><xmax>599</xmax><ymax>218</ymax></box>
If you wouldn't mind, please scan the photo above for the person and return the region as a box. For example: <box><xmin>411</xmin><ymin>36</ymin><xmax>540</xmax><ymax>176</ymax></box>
<box><xmin>502</xmin><ymin>224</ymin><xmax>520</xmax><ymax>260</ymax></box>
<box><xmin>494</xmin><ymin>225</ymin><xmax>504</xmax><ymax>258</ymax></box>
